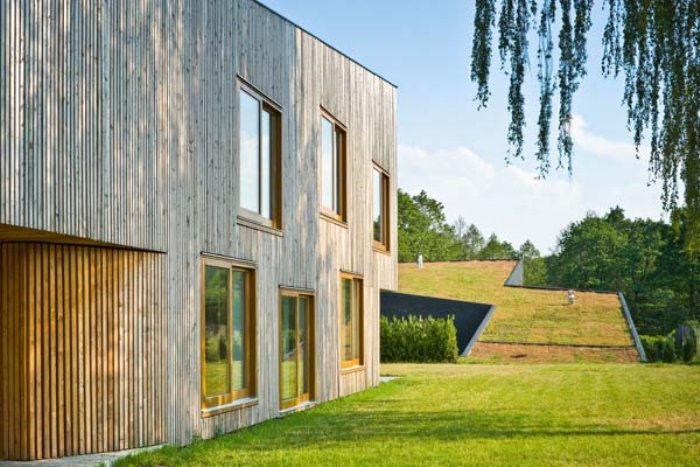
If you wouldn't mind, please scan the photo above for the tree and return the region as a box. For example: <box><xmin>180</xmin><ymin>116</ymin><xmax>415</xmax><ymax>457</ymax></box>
<box><xmin>479</xmin><ymin>233</ymin><xmax>517</xmax><ymax>259</ymax></box>
<box><xmin>518</xmin><ymin>240</ymin><xmax>546</xmax><ymax>284</ymax></box>
<box><xmin>524</xmin><ymin>256</ymin><xmax>548</xmax><ymax>286</ymax></box>
<box><xmin>453</xmin><ymin>216</ymin><xmax>468</xmax><ymax>239</ymax></box>
<box><xmin>470</xmin><ymin>0</ymin><xmax>700</xmax><ymax>252</ymax></box>
<box><xmin>544</xmin><ymin>206</ymin><xmax>700</xmax><ymax>334</ymax></box>
<box><xmin>548</xmin><ymin>212</ymin><xmax>630</xmax><ymax>291</ymax></box>
<box><xmin>397</xmin><ymin>189</ymin><xmax>463</xmax><ymax>262</ymax></box>
<box><xmin>463</xmin><ymin>224</ymin><xmax>486</xmax><ymax>259</ymax></box>
<box><xmin>518</xmin><ymin>240</ymin><xmax>541</xmax><ymax>259</ymax></box>
<box><xmin>453</xmin><ymin>220</ymin><xmax>486</xmax><ymax>259</ymax></box>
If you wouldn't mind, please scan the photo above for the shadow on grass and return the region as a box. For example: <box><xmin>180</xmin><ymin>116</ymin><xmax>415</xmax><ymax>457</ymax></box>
<box><xmin>138</xmin><ymin>402</ymin><xmax>700</xmax><ymax>460</ymax></box>
<box><xmin>114</xmin><ymin>380</ymin><xmax>700</xmax><ymax>467</ymax></box>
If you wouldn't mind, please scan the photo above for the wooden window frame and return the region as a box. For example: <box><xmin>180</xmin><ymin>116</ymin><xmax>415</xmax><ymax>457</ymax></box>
<box><xmin>278</xmin><ymin>289</ymin><xmax>316</xmax><ymax>411</ymax></box>
<box><xmin>200</xmin><ymin>257</ymin><xmax>257</xmax><ymax>415</ymax></box>
<box><xmin>372</xmin><ymin>163</ymin><xmax>391</xmax><ymax>252</ymax></box>
<box><xmin>237</xmin><ymin>79</ymin><xmax>283</xmax><ymax>231</ymax></box>
<box><xmin>320</xmin><ymin>108</ymin><xmax>348</xmax><ymax>225</ymax></box>
<box><xmin>339</xmin><ymin>272</ymin><xmax>364</xmax><ymax>371</ymax></box>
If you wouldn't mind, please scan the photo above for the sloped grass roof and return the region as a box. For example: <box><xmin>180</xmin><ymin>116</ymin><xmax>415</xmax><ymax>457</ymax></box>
<box><xmin>398</xmin><ymin>261</ymin><xmax>633</xmax><ymax>347</ymax></box>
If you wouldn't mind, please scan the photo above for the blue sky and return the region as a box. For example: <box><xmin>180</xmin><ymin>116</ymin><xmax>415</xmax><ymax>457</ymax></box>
<box><xmin>259</xmin><ymin>0</ymin><xmax>664</xmax><ymax>252</ymax></box>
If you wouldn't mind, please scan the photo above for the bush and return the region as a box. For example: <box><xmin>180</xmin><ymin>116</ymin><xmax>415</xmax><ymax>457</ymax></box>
<box><xmin>219</xmin><ymin>334</ymin><xmax>229</xmax><ymax>360</ymax></box>
<box><xmin>689</xmin><ymin>320</ymin><xmax>700</xmax><ymax>363</ymax></box>
<box><xmin>205</xmin><ymin>336</ymin><xmax>220</xmax><ymax>362</ymax></box>
<box><xmin>641</xmin><ymin>334</ymin><xmax>675</xmax><ymax>363</ymax></box>
<box><xmin>381</xmin><ymin>315</ymin><xmax>459</xmax><ymax>363</ymax></box>
<box><xmin>673</xmin><ymin>322</ymin><xmax>697</xmax><ymax>363</ymax></box>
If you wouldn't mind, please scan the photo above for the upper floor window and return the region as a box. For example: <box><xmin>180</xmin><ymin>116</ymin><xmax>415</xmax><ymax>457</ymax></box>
<box><xmin>201</xmin><ymin>258</ymin><xmax>256</xmax><ymax>412</ymax></box>
<box><xmin>373</xmin><ymin>164</ymin><xmax>390</xmax><ymax>250</ymax></box>
<box><xmin>239</xmin><ymin>84</ymin><xmax>281</xmax><ymax>228</ymax></box>
<box><xmin>320</xmin><ymin>111</ymin><xmax>347</xmax><ymax>222</ymax></box>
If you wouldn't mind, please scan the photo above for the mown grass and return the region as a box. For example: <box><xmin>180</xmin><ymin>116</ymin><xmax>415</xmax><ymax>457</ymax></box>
<box><xmin>116</xmin><ymin>363</ymin><xmax>700</xmax><ymax>466</ymax></box>
<box><xmin>398</xmin><ymin>261</ymin><xmax>632</xmax><ymax>346</ymax></box>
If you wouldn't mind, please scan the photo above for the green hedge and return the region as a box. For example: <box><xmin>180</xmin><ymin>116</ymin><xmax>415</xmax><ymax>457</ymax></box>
<box><xmin>641</xmin><ymin>323</ymin><xmax>697</xmax><ymax>363</ymax></box>
<box><xmin>641</xmin><ymin>335</ymin><xmax>676</xmax><ymax>363</ymax></box>
<box><xmin>380</xmin><ymin>315</ymin><xmax>459</xmax><ymax>363</ymax></box>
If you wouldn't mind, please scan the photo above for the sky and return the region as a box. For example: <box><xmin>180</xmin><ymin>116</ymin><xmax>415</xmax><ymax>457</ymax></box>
<box><xmin>259</xmin><ymin>0</ymin><xmax>665</xmax><ymax>253</ymax></box>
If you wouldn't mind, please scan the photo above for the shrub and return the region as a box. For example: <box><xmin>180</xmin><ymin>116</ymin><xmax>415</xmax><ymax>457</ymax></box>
<box><xmin>205</xmin><ymin>336</ymin><xmax>220</xmax><ymax>362</ymax></box>
<box><xmin>644</xmin><ymin>323</ymin><xmax>699</xmax><ymax>364</ymax></box>
<box><xmin>689</xmin><ymin>320</ymin><xmax>700</xmax><ymax>363</ymax></box>
<box><xmin>381</xmin><ymin>315</ymin><xmax>459</xmax><ymax>363</ymax></box>
<box><xmin>673</xmin><ymin>323</ymin><xmax>697</xmax><ymax>363</ymax></box>
<box><xmin>219</xmin><ymin>334</ymin><xmax>229</xmax><ymax>360</ymax></box>
<box><xmin>640</xmin><ymin>335</ymin><xmax>675</xmax><ymax>363</ymax></box>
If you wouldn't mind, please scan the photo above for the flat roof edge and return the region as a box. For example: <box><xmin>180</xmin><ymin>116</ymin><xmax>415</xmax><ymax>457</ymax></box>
<box><xmin>251</xmin><ymin>0</ymin><xmax>398</xmax><ymax>89</ymax></box>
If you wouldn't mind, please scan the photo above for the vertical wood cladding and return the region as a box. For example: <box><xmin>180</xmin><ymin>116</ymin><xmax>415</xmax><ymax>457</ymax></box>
<box><xmin>0</xmin><ymin>243</ymin><xmax>166</xmax><ymax>461</ymax></box>
<box><xmin>0</xmin><ymin>0</ymin><xmax>398</xmax><ymax>456</ymax></box>
<box><xmin>0</xmin><ymin>1</ymin><xmax>166</xmax><ymax>251</ymax></box>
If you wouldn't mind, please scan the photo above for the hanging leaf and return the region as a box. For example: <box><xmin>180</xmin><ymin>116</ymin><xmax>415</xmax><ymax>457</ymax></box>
<box><xmin>469</xmin><ymin>0</ymin><xmax>700</xmax><ymax>252</ymax></box>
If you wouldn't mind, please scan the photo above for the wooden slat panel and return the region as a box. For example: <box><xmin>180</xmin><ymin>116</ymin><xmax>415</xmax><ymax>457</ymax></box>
<box><xmin>0</xmin><ymin>242</ymin><xmax>166</xmax><ymax>461</ymax></box>
<box><xmin>0</xmin><ymin>245</ymin><xmax>9</xmax><ymax>459</ymax></box>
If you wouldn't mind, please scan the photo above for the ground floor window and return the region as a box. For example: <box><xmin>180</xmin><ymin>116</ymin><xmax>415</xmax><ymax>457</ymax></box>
<box><xmin>280</xmin><ymin>290</ymin><xmax>315</xmax><ymax>410</ymax></box>
<box><xmin>340</xmin><ymin>273</ymin><xmax>364</xmax><ymax>369</ymax></box>
<box><xmin>201</xmin><ymin>258</ymin><xmax>256</xmax><ymax>410</ymax></box>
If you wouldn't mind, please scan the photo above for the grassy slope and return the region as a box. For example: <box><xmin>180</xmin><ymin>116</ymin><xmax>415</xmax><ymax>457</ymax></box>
<box><xmin>398</xmin><ymin>261</ymin><xmax>633</xmax><ymax>346</ymax></box>
<box><xmin>116</xmin><ymin>363</ymin><xmax>700</xmax><ymax>466</ymax></box>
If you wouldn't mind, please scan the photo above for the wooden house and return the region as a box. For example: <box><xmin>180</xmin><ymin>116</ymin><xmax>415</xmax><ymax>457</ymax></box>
<box><xmin>0</xmin><ymin>0</ymin><xmax>397</xmax><ymax>460</ymax></box>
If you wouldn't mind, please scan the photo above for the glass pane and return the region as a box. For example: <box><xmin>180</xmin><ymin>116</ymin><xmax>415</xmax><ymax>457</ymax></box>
<box><xmin>261</xmin><ymin>110</ymin><xmax>272</xmax><ymax>219</ymax></box>
<box><xmin>299</xmin><ymin>297</ymin><xmax>309</xmax><ymax>396</ymax></box>
<box><xmin>232</xmin><ymin>270</ymin><xmax>247</xmax><ymax>392</ymax></box>
<box><xmin>342</xmin><ymin>278</ymin><xmax>353</xmax><ymax>362</ymax></box>
<box><xmin>240</xmin><ymin>90</ymin><xmax>260</xmax><ymax>213</ymax></box>
<box><xmin>373</xmin><ymin>169</ymin><xmax>383</xmax><ymax>242</ymax></box>
<box><xmin>281</xmin><ymin>296</ymin><xmax>297</xmax><ymax>402</ymax></box>
<box><xmin>352</xmin><ymin>281</ymin><xmax>360</xmax><ymax>360</ymax></box>
<box><xmin>335</xmin><ymin>130</ymin><xmax>343</xmax><ymax>212</ymax></box>
<box><xmin>321</xmin><ymin>117</ymin><xmax>335</xmax><ymax>211</ymax></box>
<box><xmin>204</xmin><ymin>265</ymin><xmax>231</xmax><ymax>398</ymax></box>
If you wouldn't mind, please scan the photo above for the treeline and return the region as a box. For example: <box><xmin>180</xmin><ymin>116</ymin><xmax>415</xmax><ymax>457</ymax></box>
<box><xmin>398</xmin><ymin>188</ymin><xmax>699</xmax><ymax>336</ymax></box>
<box><xmin>398</xmin><ymin>189</ymin><xmax>537</xmax><ymax>263</ymax></box>
<box><xmin>527</xmin><ymin>207</ymin><xmax>699</xmax><ymax>335</ymax></box>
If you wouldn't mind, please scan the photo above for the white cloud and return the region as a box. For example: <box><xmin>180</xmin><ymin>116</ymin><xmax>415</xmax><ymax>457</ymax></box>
<box><xmin>398</xmin><ymin>128</ymin><xmax>664</xmax><ymax>253</ymax></box>
<box><xmin>571</xmin><ymin>114</ymin><xmax>649</xmax><ymax>162</ymax></box>
<box><xmin>399</xmin><ymin>144</ymin><xmax>584</xmax><ymax>253</ymax></box>
<box><xmin>397</xmin><ymin>146</ymin><xmax>495</xmax><ymax>199</ymax></box>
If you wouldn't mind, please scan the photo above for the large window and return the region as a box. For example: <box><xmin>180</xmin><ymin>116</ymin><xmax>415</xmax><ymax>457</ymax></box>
<box><xmin>201</xmin><ymin>258</ymin><xmax>256</xmax><ymax>411</ymax></box>
<box><xmin>239</xmin><ymin>84</ymin><xmax>281</xmax><ymax>228</ymax></box>
<box><xmin>373</xmin><ymin>164</ymin><xmax>390</xmax><ymax>250</ymax></box>
<box><xmin>279</xmin><ymin>290</ymin><xmax>315</xmax><ymax>410</ymax></box>
<box><xmin>340</xmin><ymin>274</ymin><xmax>363</xmax><ymax>369</ymax></box>
<box><xmin>320</xmin><ymin>112</ymin><xmax>347</xmax><ymax>222</ymax></box>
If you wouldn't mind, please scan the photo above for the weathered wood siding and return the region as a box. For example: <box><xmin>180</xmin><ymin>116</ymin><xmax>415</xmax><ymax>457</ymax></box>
<box><xmin>0</xmin><ymin>242</ymin><xmax>166</xmax><ymax>461</ymax></box>
<box><xmin>0</xmin><ymin>0</ymin><xmax>397</xmax><ymax>456</ymax></box>
<box><xmin>297</xmin><ymin>29</ymin><xmax>398</xmax><ymax>398</ymax></box>
<box><xmin>0</xmin><ymin>1</ymin><xmax>167</xmax><ymax>251</ymax></box>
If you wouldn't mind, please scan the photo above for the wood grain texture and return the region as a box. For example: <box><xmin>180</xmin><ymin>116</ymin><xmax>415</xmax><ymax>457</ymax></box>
<box><xmin>0</xmin><ymin>242</ymin><xmax>166</xmax><ymax>461</ymax></box>
<box><xmin>0</xmin><ymin>0</ymin><xmax>397</xmax><ymax>458</ymax></box>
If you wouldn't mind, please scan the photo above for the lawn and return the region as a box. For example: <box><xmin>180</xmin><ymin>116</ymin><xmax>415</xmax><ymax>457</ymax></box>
<box><xmin>116</xmin><ymin>363</ymin><xmax>700</xmax><ymax>466</ymax></box>
<box><xmin>398</xmin><ymin>261</ymin><xmax>633</xmax><ymax>347</ymax></box>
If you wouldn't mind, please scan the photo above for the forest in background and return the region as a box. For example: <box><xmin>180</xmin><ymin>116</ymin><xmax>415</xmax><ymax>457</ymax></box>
<box><xmin>398</xmin><ymin>189</ymin><xmax>699</xmax><ymax>335</ymax></box>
